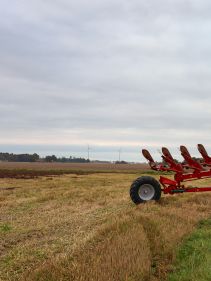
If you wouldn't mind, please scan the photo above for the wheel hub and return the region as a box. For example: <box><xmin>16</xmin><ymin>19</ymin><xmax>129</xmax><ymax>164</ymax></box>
<box><xmin>138</xmin><ymin>184</ymin><xmax>155</xmax><ymax>201</ymax></box>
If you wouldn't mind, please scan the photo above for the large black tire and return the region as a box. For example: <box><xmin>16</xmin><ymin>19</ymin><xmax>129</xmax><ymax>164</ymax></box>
<box><xmin>130</xmin><ymin>176</ymin><xmax>161</xmax><ymax>204</ymax></box>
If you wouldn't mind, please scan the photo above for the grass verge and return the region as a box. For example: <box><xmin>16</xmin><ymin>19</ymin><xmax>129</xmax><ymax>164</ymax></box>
<box><xmin>168</xmin><ymin>218</ymin><xmax>211</xmax><ymax>281</ymax></box>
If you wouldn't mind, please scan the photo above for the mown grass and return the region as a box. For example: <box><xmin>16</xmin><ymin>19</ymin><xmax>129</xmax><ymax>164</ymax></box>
<box><xmin>0</xmin><ymin>172</ymin><xmax>211</xmax><ymax>281</ymax></box>
<box><xmin>168</xmin><ymin>218</ymin><xmax>211</xmax><ymax>281</ymax></box>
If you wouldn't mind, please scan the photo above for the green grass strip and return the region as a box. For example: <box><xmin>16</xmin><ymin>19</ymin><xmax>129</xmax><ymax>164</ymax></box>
<box><xmin>168</xmin><ymin>218</ymin><xmax>211</xmax><ymax>281</ymax></box>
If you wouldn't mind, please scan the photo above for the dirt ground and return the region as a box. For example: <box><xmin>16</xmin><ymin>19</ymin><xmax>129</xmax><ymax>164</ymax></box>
<box><xmin>0</xmin><ymin>161</ymin><xmax>149</xmax><ymax>170</ymax></box>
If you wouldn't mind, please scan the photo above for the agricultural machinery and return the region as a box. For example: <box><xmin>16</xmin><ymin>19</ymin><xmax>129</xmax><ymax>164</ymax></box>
<box><xmin>130</xmin><ymin>144</ymin><xmax>211</xmax><ymax>204</ymax></box>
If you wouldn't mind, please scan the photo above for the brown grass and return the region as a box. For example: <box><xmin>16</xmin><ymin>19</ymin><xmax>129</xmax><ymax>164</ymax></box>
<box><xmin>0</xmin><ymin>172</ymin><xmax>211</xmax><ymax>281</ymax></box>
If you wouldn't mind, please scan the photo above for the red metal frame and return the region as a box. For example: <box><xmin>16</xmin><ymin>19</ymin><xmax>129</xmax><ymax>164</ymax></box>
<box><xmin>142</xmin><ymin>144</ymin><xmax>211</xmax><ymax>195</ymax></box>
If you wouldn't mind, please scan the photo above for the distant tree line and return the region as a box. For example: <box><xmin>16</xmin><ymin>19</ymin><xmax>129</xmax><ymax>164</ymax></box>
<box><xmin>0</xmin><ymin>153</ymin><xmax>90</xmax><ymax>163</ymax></box>
<box><xmin>45</xmin><ymin>155</ymin><xmax>90</xmax><ymax>163</ymax></box>
<box><xmin>115</xmin><ymin>160</ymin><xmax>128</xmax><ymax>164</ymax></box>
<box><xmin>0</xmin><ymin>153</ymin><xmax>39</xmax><ymax>162</ymax></box>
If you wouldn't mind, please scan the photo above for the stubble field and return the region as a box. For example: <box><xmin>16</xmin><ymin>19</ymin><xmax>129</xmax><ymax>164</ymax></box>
<box><xmin>0</xmin><ymin>163</ymin><xmax>211</xmax><ymax>281</ymax></box>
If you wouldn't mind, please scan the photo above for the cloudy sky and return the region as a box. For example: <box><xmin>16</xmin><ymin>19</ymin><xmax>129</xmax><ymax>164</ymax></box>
<box><xmin>1</xmin><ymin>0</ymin><xmax>211</xmax><ymax>161</ymax></box>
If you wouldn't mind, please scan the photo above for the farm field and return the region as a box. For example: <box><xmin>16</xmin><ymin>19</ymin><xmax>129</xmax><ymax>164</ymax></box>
<box><xmin>0</xmin><ymin>162</ymin><xmax>149</xmax><ymax>179</ymax></box>
<box><xmin>0</xmin><ymin>162</ymin><xmax>149</xmax><ymax>171</ymax></box>
<box><xmin>0</xmin><ymin>165</ymin><xmax>211</xmax><ymax>281</ymax></box>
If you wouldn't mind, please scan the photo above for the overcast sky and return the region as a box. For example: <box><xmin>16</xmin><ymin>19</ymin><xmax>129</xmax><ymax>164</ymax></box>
<box><xmin>1</xmin><ymin>0</ymin><xmax>211</xmax><ymax>161</ymax></box>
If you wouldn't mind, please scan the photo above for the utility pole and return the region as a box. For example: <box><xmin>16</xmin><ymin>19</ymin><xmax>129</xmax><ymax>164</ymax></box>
<box><xmin>118</xmin><ymin>148</ymin><xmax>121</xmax><ymax>162</ymax></box>
<box><xmin>87</xmin><ymin>145</ymin><xmax>91</xmax><ymax>161</ymax></box>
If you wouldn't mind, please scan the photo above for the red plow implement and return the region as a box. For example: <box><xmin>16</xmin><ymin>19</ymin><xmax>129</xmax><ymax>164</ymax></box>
<box><xmin>130</xmin><ymin>144</ymin><xmax>211</xmax><ymax>204</ymax></box>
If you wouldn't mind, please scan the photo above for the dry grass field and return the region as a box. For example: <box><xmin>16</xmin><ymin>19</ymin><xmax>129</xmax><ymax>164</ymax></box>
<box><xmin>0</xmin><ymin>166</ymin><xmax>211</xmax><ymax>281</ymax></box>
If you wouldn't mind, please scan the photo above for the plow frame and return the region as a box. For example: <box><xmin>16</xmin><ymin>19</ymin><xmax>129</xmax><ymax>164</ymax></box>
<box><xmin>142</xmin><ymin>144</ymin><xmax>211</xmax><ymax>195</ymax></box>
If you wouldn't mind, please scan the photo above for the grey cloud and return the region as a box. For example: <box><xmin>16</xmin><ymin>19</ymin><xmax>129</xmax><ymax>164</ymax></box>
<box><xmin>1</xmin><ymin>1</ymin><xmax>211</xmax><ymax>160</ymax></box>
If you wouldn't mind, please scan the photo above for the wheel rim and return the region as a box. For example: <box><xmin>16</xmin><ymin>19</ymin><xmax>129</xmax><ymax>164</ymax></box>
<box><xmin>138</xmin><ymin>184</ymin><xmax>155</xmax><ymax>201</ymax></box>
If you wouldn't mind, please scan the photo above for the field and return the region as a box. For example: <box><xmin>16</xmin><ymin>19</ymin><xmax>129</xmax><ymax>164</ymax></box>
<box><xmin>0</xmin><ymin>162</ymin><xmax>149</xmax><ymax>171</ymax></box>
<box><xmin>0</xmin><ymin>162</ymin><xmax>149</xmax><ymax>178</ymax></box>
<box><xmin>0</xmin><ymin>163</ymin><xmax>211</xmax><ymax>281</ymax></box>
